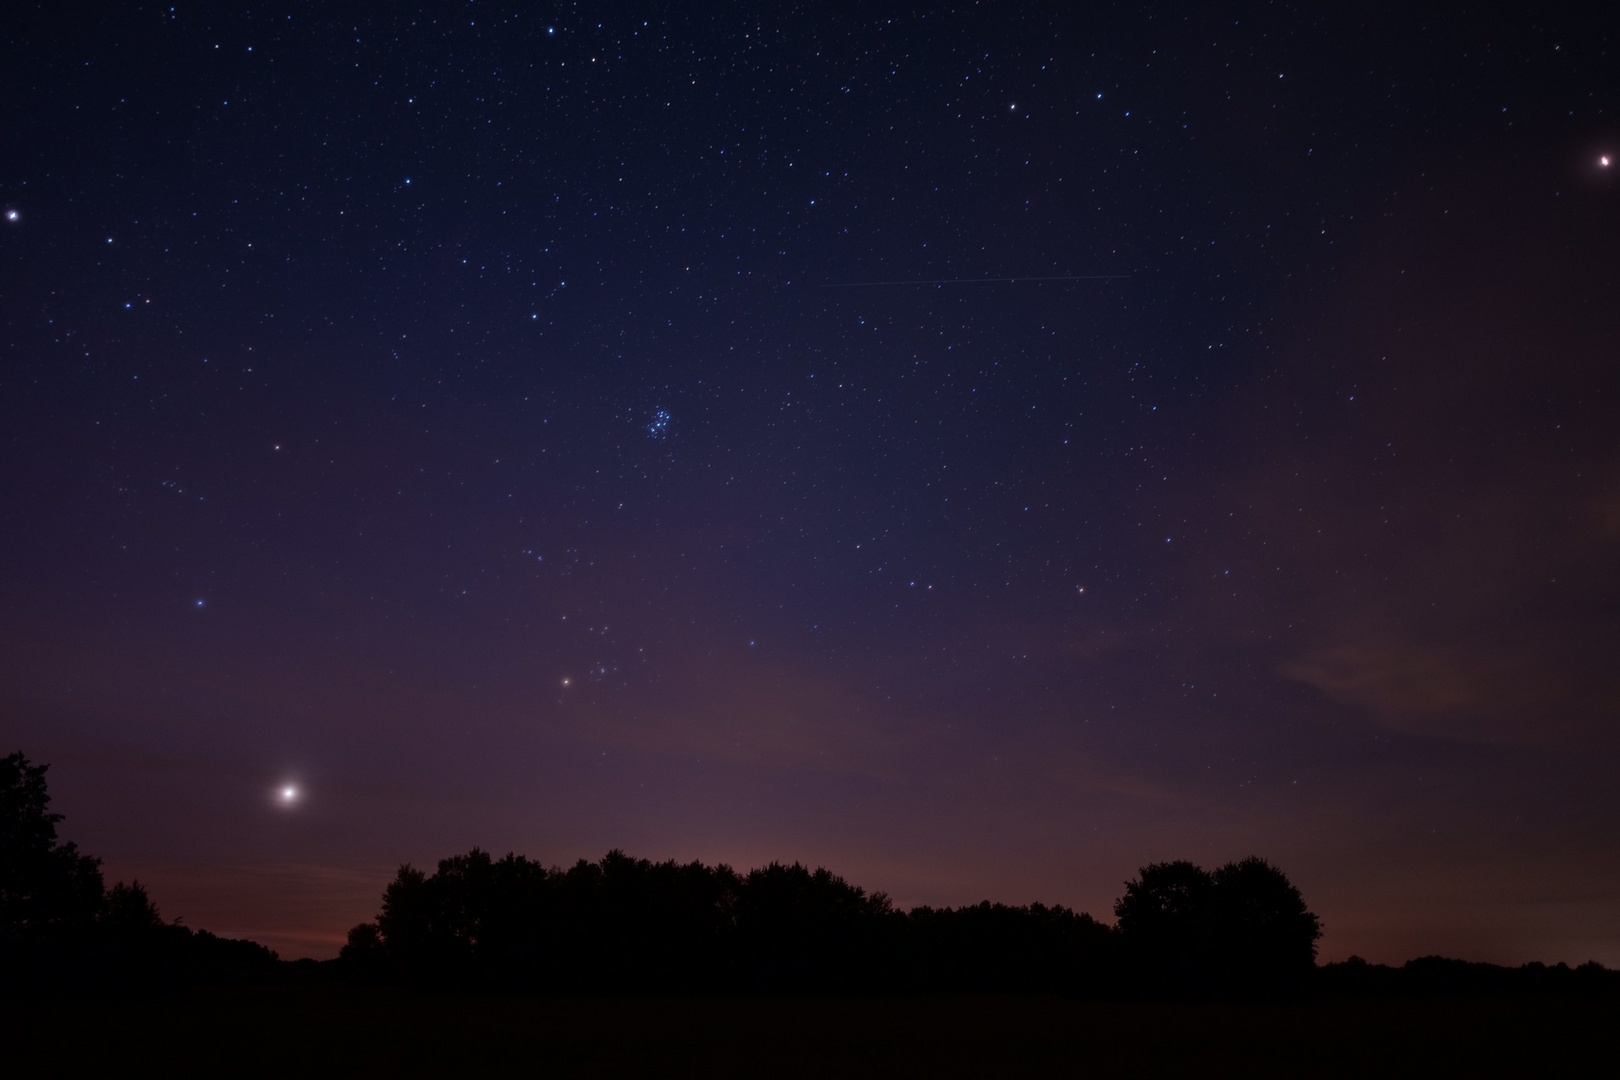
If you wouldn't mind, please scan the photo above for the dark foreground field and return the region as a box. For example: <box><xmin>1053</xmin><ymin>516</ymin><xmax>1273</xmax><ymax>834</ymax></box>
<box><xmin>3</xmin><ymin>988</ymin><xmax>1613</xmax><ymax>1077</ymax></box>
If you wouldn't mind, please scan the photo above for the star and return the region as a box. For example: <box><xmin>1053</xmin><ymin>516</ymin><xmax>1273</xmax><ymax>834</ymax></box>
<box><xmin>4</xmin><ymin>209</ymin><xmax>17</xmax><ymax>222</ymax></box>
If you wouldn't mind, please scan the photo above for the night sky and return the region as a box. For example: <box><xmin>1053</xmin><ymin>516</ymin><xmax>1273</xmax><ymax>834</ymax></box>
<box><xmin>3</xmin><ymin>4</ymin><xmax>1618</xmax><ymax>965</ymax></box>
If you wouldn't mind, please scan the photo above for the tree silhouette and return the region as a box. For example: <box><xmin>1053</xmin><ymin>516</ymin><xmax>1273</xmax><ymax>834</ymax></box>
<box><xmin>1114</xmin><ymin>857</ymin><xmax>1320</xmax><ymax>994</ymax></box>
<box><xmin>734</xmin><ymin>861</ymin><xmax>894</xmax><ymax>992</ymax></box>
<box><xmin>1114</xmin><ymin>860</ymin><xmax>1215</xmax><ymax>990</ymax></box>
<box><xmin>2</xmin><ymin>751</ymin><xmax>278</xmax><ymax>992</ymax></box>
<box><xmin>1208</xmin><ymin>856</ymin><xmax>1321</xmax><ymax>992</ymax></box>
<box><xmin>347</xmin><ymin>847</ymin><xmax>1129</xmax><ymax>995</ymax></box>
<box><xmin>1</xmin><ymin>752</ymin><xmax>107</xmax><ymax>950</ymax></box>
<box><xmin>903</xmin><ymin>900</ymin><xmax>1116</xmax><ymax>994</ymax></box>
<box><xmin>103</xmin><ymin>880</ymin><xmax>165</xmax><ymax>933</ymax></box>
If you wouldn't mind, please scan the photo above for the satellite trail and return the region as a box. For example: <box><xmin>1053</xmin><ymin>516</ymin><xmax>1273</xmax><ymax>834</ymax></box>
<box><xmin>820</xmin><ymin>274</ymin><xmax>1129</xmax><ymax>288</ymax></box>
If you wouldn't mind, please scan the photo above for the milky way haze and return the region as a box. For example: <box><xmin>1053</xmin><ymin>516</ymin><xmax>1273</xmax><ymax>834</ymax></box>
<box><xmin>2</xmin><ymin>4</ymin><xmax>1617</xmax><ymax>962</ymax></box>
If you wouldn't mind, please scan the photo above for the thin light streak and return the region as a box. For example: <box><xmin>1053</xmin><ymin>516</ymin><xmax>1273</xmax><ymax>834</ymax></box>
<box><xmin>821</xmin><ymin>275</ymin><xmax>1130</xmax><ymax>288</ymax></box>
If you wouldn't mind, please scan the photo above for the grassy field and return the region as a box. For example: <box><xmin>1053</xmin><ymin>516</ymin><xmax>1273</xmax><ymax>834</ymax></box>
<box><xmin>4</xmin><ymin>987</ymin><xmax>1612</xmax><ymax>1077</ymax></box>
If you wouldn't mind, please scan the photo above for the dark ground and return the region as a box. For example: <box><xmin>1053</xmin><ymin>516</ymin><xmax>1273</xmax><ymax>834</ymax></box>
<box><xmin>3</xmin><ymin>988</ymin><xmax>1612</xmax><ymax>1077</ymax></box>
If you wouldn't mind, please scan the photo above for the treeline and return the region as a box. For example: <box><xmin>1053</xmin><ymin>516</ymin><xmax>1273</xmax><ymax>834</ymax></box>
<box><xmin>339</xmin><ymin>851</ymin><xmax>1620</xmax><ymax>998</ymax></box>
<box><xmin>1317</xmin><ymin>955</ymin><xmax>1620</xmax><ymax>998</ymax></box>
<box><xmin>1</xmin><ymin>753</ymin><xmax>277</xmax><ymax>993</ymax></box>
<box><xmin>8</xmin><ymin>751</ymin><xmax>1617</xmax><ymax>998</ymax></box>
<box><xmin>337</xmin><ymin>848</ymin><xmax>1322</xmax><ymax>996</ymax></box>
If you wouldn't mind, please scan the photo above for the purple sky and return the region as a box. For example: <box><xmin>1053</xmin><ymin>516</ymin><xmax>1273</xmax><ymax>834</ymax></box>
<box><xmin>3</xmin><ymin>5</ymin><xmax>1618</xmax><ymax>963</ymax></box>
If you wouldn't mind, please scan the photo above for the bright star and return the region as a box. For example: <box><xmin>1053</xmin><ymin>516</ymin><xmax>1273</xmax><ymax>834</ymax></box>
<box><xmin>277</xmin><ymin>784</ymin><xmax>300</xmax><ymax>806</ymax></box>
<box><xmin>1602</xmin><ymin>155</ymin><xmax>1612</xmax><ymax>168</ymax></box>
<box><xmin>4</xmin><ymin>209</ymin><xmax>17</xmax><ymax>222</ymax></box>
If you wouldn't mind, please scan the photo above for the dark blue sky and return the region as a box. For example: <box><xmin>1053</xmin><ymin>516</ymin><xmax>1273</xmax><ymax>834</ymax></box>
<box><xmin>3</xmin><ymin>3</ymin><xmax>1617</xmax><ymax>963</ymax></box>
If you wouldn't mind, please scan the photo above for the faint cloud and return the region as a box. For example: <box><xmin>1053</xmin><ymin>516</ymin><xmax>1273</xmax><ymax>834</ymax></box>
<box><xmin>1280</xmin><ymin>638</ymin><xmax>1601</xmax><ymax>742</ymax></box>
